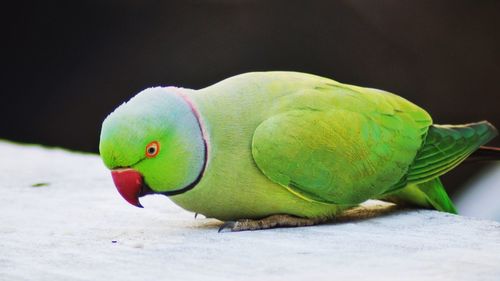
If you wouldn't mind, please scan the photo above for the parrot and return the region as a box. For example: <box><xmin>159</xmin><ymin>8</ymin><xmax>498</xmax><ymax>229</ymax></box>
<box><xmin>99</xmin><ymin>71</ymin><xmax>499</xmax><ymax>231</ymax></box>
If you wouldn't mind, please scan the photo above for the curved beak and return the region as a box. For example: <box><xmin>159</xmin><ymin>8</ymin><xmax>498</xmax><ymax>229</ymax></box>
<box><xmin>111</xmin><ymin>168</ymin><xmax>145</xmax><ymax>208</ymax></box>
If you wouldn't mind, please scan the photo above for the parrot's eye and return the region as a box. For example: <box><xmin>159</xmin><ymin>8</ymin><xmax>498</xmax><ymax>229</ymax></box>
<box><xmin>145</xmin><ymin>141</ymin><xmax>160</xmax><ymax>158</ymax></box>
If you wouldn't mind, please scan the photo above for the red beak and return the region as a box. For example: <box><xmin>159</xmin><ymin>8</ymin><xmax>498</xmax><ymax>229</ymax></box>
<box><xmin>111</xmin><ymin>169</ymin><xmax>144</xmax><ymax>208</ymax></box>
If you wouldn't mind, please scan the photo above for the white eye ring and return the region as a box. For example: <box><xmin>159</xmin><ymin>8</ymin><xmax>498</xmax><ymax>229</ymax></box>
<box><xmin>145</xmin><ymin>141</ymin><xmax>160</xmax><ymax>158</ymax></box>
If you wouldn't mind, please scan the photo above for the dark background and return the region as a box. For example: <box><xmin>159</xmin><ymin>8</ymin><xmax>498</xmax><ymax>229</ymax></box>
<box><xmin>1</xmin><ymin>1</ymin><xmax>499</xmax><ymax>196</ymax></box>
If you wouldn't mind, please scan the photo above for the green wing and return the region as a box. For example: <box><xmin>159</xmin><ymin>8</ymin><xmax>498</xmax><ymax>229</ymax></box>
<box><xmin>252</xmin><ymin>83</ymin><xmax>432</xmax><ymax>205</ymax></box>
<box><xmin>379</xmin><ymin>121</ymin><xmax>497</xmax><ymax>213</ymax></box>
<box><xmin>250</xmin><ymin>75</ymin><xmax>497</xmax><ymax>209</ymax></box>
<box><xmin>379</xmin><ymin>121</ymin><xmax>497</xmax><ymax>214</ymax></box>
<box><xmin>385</xmin><ymin>121</ymin><xmax>497</xmax><ymax>191</ymax></box>
<box><xmin>406</xmin><ymin>122</ymin><xmax>497</xmax><ymax>183</ymax></box>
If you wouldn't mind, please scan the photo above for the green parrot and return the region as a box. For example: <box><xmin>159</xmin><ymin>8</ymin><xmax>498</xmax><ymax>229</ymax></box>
<box><xmin>99</xmin><ymin>72</ymin><xmax>498</xmax><ymax>231</ymax></box>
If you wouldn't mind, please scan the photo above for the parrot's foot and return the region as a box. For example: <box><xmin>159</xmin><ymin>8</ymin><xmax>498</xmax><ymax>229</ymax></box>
<box><xmin>218</xmin><ymin>215</ymin><xmax>327</xmax><ymax>232</ymax></box>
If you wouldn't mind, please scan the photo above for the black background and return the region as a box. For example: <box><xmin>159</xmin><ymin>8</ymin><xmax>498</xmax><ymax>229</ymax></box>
<box><xmin>1</xmin><ymin>1</ymin><xmax>499</xmax><ymax>195</ymax></box>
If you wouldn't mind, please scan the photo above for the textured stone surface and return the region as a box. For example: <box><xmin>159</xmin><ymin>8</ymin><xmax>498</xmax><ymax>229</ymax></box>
<box><xmin>1</xmin><ymin>140</ymin><xmax>499</xmax><ymax>281</ymax></box>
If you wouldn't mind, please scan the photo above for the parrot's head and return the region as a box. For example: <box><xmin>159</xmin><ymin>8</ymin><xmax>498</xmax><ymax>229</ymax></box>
<box><xmin>99</xmin><ymin>87</ymin><xmax>207</xmax><ymax>207</ymax></box>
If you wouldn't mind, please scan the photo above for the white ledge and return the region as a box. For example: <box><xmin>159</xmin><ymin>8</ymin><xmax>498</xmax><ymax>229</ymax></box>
<box><xmin>1</xmin><ymin>140</ymin><xmax>499</xmax><ymax>281</ymax></box>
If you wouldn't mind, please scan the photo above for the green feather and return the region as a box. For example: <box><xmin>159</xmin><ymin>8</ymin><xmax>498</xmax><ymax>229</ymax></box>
<box><xmin>406</xmin><ymin>122</ymin><xmax>497</xmax><ymax>183</ymax></box>
<box><xmin>380</xmin><ymin>121</ymin><xmax>497</xmax><ymax>213</ymax></box>
<box><xmin>380</xmin><ymin>178</ymin><xmax>457</xmax><ymax>214</ymax></box>
<box><xmin>251</xmin><ymin>80</ymin><xmax>431</xmax><ymax>205</ymax></box>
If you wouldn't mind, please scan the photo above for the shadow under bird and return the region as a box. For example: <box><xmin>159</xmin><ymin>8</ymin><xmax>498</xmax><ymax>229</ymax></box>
<box><xmin>99</xmin><ymin>72</ymin><xmax>499</xmax><ymax>231</ymax></box>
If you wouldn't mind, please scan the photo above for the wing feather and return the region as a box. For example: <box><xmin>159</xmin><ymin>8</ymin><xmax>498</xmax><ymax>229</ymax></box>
<box><xmin>252</xmin><ymin>83</ymin><xmax>431</xmax><ymax>204</ymax></box>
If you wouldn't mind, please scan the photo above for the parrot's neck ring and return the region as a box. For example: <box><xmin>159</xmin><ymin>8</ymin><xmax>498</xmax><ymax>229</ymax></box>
<box><xmin>158</xmin><ymin>90</ymin><xmax>208</xmax><ymax>197</ymax></box>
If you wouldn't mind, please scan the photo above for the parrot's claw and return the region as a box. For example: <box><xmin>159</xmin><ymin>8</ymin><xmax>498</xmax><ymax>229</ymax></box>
<box><xmin>218</xmin><ymin>221</ymin><xmax>236</xmax><ymax>233</ymax></box>
<box><xmin>218</xmin><ymin>215</ymin><xmax>327</xmax><ymax>232</ymax></box>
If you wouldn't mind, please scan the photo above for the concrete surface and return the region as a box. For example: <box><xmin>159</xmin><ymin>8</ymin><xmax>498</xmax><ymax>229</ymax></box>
<box><xmin>1</xmin><ymin>140</ymin><xmax>499</xmax><ymax>281</ymax></box>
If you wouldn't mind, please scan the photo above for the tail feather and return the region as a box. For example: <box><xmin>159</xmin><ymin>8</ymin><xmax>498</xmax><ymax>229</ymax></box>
<box><xmin>379</xmin><ymin>121</ymin><xmax>497</xmax><ymax>214</ymax></box>
<box><xmin>380</xmin><ymin>178</ymin><xmax>457</xmax><ymax>214</ymax></box>
<box><xmin>406</xmin><ymin>121</ymin><xmax>498</xmax><ymax>183</ymax></box>
<box><xmin>465</xmin><ymin>146</ymin><xmax>500</xmax><ymax>163</ymax></box>
<box><xmin>417</xmin><ymin>178</ymin><xmax>457</xmax><ymax>214</ymax></box>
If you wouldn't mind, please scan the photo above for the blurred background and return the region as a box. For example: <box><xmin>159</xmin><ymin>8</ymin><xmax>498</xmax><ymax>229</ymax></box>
<box><xmin>1</xmin><ymin>1</ymin><xmax>499</xmax><ymax>218</ymax></box>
